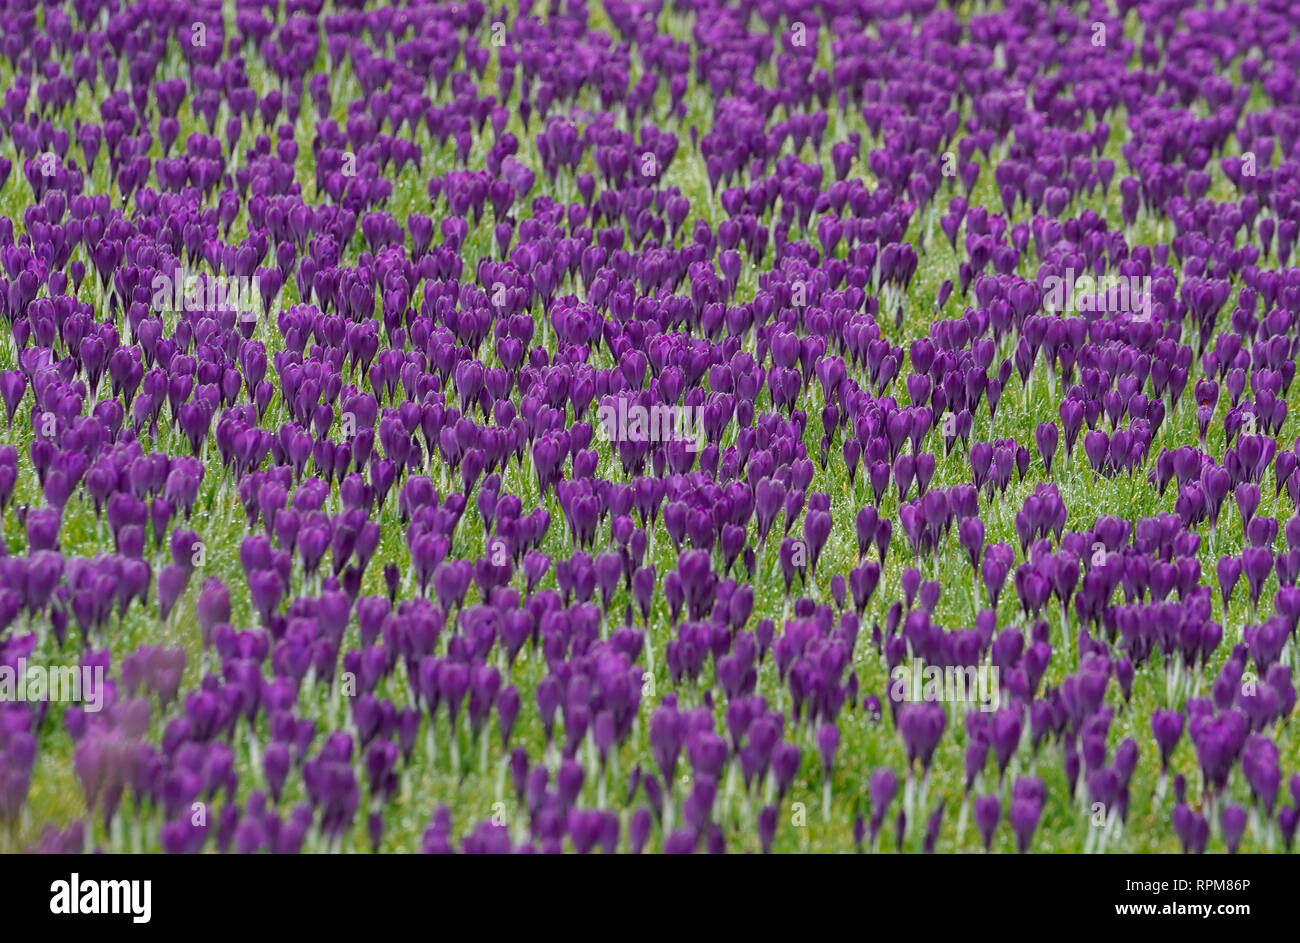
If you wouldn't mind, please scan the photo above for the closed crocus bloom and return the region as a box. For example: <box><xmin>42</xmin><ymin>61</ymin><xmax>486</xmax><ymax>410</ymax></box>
<box><xmin>899</xmin><ymin>702</ymin><xmax>947</xmax><ymax>774</ymax></box>
<box><xmin>803</xmin><ymin>509</ymin><xmax>831</xmax><ymax>575</ymax></box>
<box><xmin>963</xmin><ymin>737</ymin><xmax>988</xmax><ymax>793</ymax></box>
<box><xmin>1009</xmin><ymin>797</ymin><xmax>1042</xmax><ymax>853</ymax></box>
<box><xmin>1035</xmin><ymin>422</ymin><xmax>1058</xmax><ymax>475</ymax></box>
<box><xmin>974</xmin><ymin>795</ymin><xmax>1000</xmax><ymax>851</ymax></box>
<box><xmin>157</xmin><ymin>564</ymin><xmax>189</xmax><ymax>621</ymax></box>
<box><xmin>556</xmin><ymin>759</ymin><xmax>584</xmax><ymax>811</ymax></box>
<box><xmin>1115</xmin><ymin>657</ymin><xmax>1134</xmax><ymax>702</ymax></box>
<box><xmin>901</xmin><ymin>567</ymin><xmax>921</xmax><ymax>608</ymax></box>
<box><xmin>758</xmin><ymin>805</ymin><xmax>778</xmax><ymax>854</ymax></box>
<box><xmin>1151</xmin><ymin>710</ymin><xmax>1184</xmax><ymax>771</ymax></box>
<box><xmin>25</xmin><ymin>507</ymin><xmax>61</xmax><ymax>551</ymax></box>
<box><xmin>816</xmin><ymin>724</ymin><xmax>839</xmax><ymax>775</ymax></box>
<box><xmin>497</xmin><ymin>686</ymin><xmax>521</xmax><ymax>747</ymax></box>
<box><xmin>923</xmin><ymin>801</ymin><xmax>945</xmax><ymax>853</ymax></box>
<box><xmin>195</xmin><ymin>579</ymin><xmax>230</xmax><ymax>649</ymax></box>
<box><xmin>991</xmin><ymin>708</ymin><xmax>1022</xmax><ymax>777</ymax></box>
<box><xmin>628</xmin><ymin>806</ymin><xmax>653</xmax><ymax>854</ymax></box>
<box><xmin>1220</xmin><ymin>803</ymin><xmax>1247</xmax><ymax>854</ymax></box>
<box><xmin>649</xmin><ymin>705</ymin><xmax>683</xmax><ymax>784</ymax></box>
<box><xmin>771</xmin><ymin>742</ymin><xmax>800</xmax><ymax>799</ymax></box>
<box><xmin>1241</xmin><ymin>736</ymin><xmax>1281</xmax><ymax>814</ymax></box>
<box><xmin>663</xmin><ymin>829</ymin><xmax>696</xmax><ymax>854</ymax></box>
<box><xmin>687</xmin><ymin>730</ymin><xmax>728</xmax><ymax>781</ymax></box>
<box><xmin>869</xmin><ymin>767</ymin><xmax>898</xmax><ymax>842</ymax></box>
<box><xmin>0</xmin><ymin>371</ymin><xmax>25</xmax><ymax>425</ymax></box>
<box><xmin>1242</xmin><ymin>546</ymin><xmax>1272</xmax><ymax>609</ymax></box>
<box><xmin>958</xmin><ymin>516</ymin><xmax>984</xmax><ymax>570</ymax></box>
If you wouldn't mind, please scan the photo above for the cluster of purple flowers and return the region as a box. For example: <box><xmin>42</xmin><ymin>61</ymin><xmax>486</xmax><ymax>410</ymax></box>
<box><xmin>0</xmin><ymin>0</ymin><xmax>1299</xmax><ymax>855</ymax></box>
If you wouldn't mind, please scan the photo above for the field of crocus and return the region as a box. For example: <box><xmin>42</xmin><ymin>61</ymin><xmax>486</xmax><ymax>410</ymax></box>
<box><xmin>1</xmin><ymin>0</ymin><xmax>1299</xmax><ymax>856</ymax></box>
